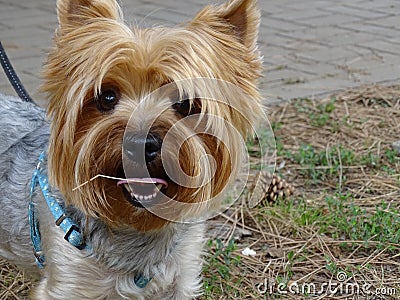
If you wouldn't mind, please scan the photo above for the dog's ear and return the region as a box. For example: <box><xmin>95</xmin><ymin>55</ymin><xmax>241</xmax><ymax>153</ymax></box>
<box><xmin>57</xmin><ymin>0</ymin><xmax>121</xmax><ymax>32</ymax></box>
<box><xmin>191</xmin><ymin>0</ymin><xmax>260</xmax><ymax>50</ymax></box>
<box><xmin>218</xmin><ymin>0</ymin><xmax>260</xmax><ymax>49</ymax></box>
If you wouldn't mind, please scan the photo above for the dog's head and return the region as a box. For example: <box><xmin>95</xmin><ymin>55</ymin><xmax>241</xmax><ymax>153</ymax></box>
<box><xmin>42</xmin><ymin>0</ymin><xmax>263</xmax><ymax>231</ymax></box>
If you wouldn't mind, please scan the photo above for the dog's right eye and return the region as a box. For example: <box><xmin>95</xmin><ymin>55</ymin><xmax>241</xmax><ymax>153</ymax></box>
<box><xmin>173</xmin><ymin>99</ymin><xmax>191</xmax><ymax>116</ymax></box>
<box><xmin>95</xmin><ymin>89</ymin><xmax>120</xmax><ymax>112</ymax></box>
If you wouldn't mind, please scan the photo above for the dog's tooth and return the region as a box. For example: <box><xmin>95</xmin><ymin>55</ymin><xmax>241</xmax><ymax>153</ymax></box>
<box><xmin>153</xmin><ymin>192</ymin><xmax>157</xmax><ymax>198</ymax></box>
<box><xmin>139</xmin><ymin>195</ymin><xmax>144</xmax><ymax>201</ymax></box>
<box><xmin>144</xmin><ymin>195</ymin><xmax>151</xmax><ymax>201</ymax></box>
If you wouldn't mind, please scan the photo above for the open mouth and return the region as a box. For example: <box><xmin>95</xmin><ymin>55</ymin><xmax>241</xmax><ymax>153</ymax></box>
<box><xmin>117</xmin><ymin>178</ymin><xmax>169</xmax><ymax>208</ymax></box>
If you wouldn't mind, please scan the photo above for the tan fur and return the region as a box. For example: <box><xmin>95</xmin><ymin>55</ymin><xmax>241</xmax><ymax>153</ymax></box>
<box><xmin>41</xmin><ymin>0</ymin><xmax>263</xmax><ymax>232</ymax></box>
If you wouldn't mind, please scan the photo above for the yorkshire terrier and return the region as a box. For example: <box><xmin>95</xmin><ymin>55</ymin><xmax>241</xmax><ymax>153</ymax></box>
<box><xmin>0</xmin><ymin>0</ymin><xmax>263</xmax><ymax>298</ymax></box>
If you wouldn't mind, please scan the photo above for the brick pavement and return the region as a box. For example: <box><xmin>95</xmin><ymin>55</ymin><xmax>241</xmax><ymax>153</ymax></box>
<box><xmin>0</xmin><ymin>0</ymin><xmax>400</xmax><ymax>106</ymax></box>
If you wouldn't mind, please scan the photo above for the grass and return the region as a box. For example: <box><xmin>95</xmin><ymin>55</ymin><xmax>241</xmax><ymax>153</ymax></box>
<box><xmin>201</xmin><ymin>84</ymin><xmax>400</xmax><ymax>299</ymax></box>
<box><xmin>293</xmin><ymin>96</ymin><xmax>336</xmax><ymax>127</ymax></box>
<box><xmin>270</xmin><ymin>193</ymin><xmax>400</xmax><ymax>250</ymax></box>
<box><xmin>288</xmin><ymin>144</ymin><xmax>355</xmax><ymax>184</ymax></box>
<box><xmin>202</xmin><ymin>239</ymin><xmax>242</xmax><ymax>299</ymax></box>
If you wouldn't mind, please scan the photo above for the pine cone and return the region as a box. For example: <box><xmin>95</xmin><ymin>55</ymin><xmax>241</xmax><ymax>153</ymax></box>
<box><xmin>266</xmin><ymin>172</ymin><xmax>294</xmax><ymax>203</ymax></box>
<box><xmin>248</xmin><ymin>171</ymin><xmax>294</xmax><ymax>207</ymax></box>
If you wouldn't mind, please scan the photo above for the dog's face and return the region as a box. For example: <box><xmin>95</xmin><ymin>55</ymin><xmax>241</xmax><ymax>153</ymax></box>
<box><xmin>42</xmin><ymin>0</ymin><xmax>263</xmax><ymax>231</ymax></box>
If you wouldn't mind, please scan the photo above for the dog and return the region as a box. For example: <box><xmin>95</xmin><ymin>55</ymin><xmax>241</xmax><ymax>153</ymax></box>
<box><xmin>0</xmin><ymin>0</ymin><xmax>263</xmax><ymax>298</ymax></box>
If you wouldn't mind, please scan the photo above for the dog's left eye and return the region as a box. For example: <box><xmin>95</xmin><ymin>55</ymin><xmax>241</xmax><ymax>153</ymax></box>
<box><xmin>173</xmin><ymin>97</ymin><xmax>201</xmax><ymax>116</ymax></box>
<box><xmin>95</xmin><ymin>89</ymin><xmax>120</xmax><ymax>112</ymax></box>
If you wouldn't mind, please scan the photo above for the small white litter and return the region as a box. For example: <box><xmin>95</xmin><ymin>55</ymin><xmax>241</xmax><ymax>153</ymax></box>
<box><xmin>241</xmin><ymin>247</ymin><xmax>256</xmax><ymax>257</ymax></box>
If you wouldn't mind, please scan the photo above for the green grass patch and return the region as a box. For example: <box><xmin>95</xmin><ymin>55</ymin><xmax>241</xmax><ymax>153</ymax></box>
<box><xmin>293</xmin><ymin>97</ymin><xmax>337</xmax><ymax>127</ymax></box>
<box><xmin>266</xmin><ymin>193</ymin><xmax>400</xmax><ymax>251</ymax></box>
<box><xmin>203</xmin><ymin>239</ymin><xmax>242</xmax><ymax>299</ymax></box>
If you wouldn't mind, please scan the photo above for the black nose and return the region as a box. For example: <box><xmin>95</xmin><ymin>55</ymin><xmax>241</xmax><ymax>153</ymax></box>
<box><xmin>124</xmin><ymin>133</ymin><xmax>162</xmax><ymax>164</ymax></box>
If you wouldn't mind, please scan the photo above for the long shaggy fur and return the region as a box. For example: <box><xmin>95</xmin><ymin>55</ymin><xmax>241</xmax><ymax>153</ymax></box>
<box><xmin>0</xmin><ymin>0</ymin><xmax>263</xmax><ymax>298</ymax></box>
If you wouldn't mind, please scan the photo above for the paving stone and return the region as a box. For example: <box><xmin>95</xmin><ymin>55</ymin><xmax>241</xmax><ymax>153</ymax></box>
<box><xmin>0</xmin><ymin>8</ymin><xmax>48</xmax><ymax>21</ymax></box>
<box><xmin>259</xmin><ymin>33</ymin><xmax>299</xmax><ymax>50</ymax></box>
<box><xmin>272</xmin><ymin>8</ymin><xmax>330</xmax><ymax>21</ymax></box>
<box><xmin>0</xmin><ymin>0</ymin><xmax>55</xmax><ymax>11</ymax></box>
<box><xmin>287</xmin><ymin>60</ymin><xmax>343</xmax><ymax>78</ymax></box>
<box><xmin>260</xmin><ymin>42</ymin><xmax>324</xmax><ymax>59</ymax></box>
<box><xmin>279</xmin><ymin>26</ymin><xmax>360</xmax><ymax>46</ymax></box>
<box><xmin>275</xmin><ymin>77</ymin><xmax>357</xmax><ymax>99</ymax></box>
<box><xmin>345</xmin><ymin>0</ymin><xmax>400</xmax><ymax>11</ymax></box>
<box><xmin>295</xmin><ymin>13</ymin><xmax>364</xmax><ymax>27</ymax></box>
<box><xmin>261</xmin><ymin>16</ymin><xmax>309</xmax><ymax>33</ymax></box>
<box><xmin>338</xmin><ymin>21</ymin><xmax>400</xmax><ymax>39</ymax></box>
<box><xmin>264</xmin><ymin>68</ymin><xmax>315</xmax><ymax>85</ymax></box>
<box><xmin>320</xmin><ymin>4</ymin><xmax>390</xmax><ymax>19</ymax></box>
<box><xmin>297</xmin><ymin>46</ymin><xmax>365</xmax><ymax>64</ymax></box>
<box><xmin>258</xmin><ymin>2</ymin><xmax>286</xmax><ymax>15</ymax></box>
<box><xmin>278</xmin><ymin>0</ymin><xmax>332</xmax><ymax>10</ymax></box>
<box><xmin>358</xmin><ymin>40</ymin><xmax>400</xmax><ymax>56</ymax></box>
<box><xmin>352</xmin><ymin>63</ymin><xmax>400</xmax><ymax>84</ymax></box>
<box><xmin>259</xmin><ymin>44</ymin><xmax>292</xmax><ymax>60</ymax></box>
<box><xmin>366</xmin><ymin>15</ymin><xmax>400</xmax><ymax>30</ymax></box>
<box><xmin>284</xmin><ymin>26</ymin><xmax>378</xmax><ymax>48</ymax></box>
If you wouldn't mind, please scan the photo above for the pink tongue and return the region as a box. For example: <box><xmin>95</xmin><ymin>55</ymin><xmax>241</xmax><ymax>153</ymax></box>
<box><xmin>117</xmin><ymin>178</ymin><xmax>168</xmax><ymax>188</ymax></box>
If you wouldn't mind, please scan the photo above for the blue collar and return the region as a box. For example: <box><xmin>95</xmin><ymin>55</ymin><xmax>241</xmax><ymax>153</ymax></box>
<box><xmin>28</xmin><ymin>152</ymin><xmax>151</xmax><ymax>288</ymax></box>
<box><xmin>28</xmin><ymin>152</ymin><xmax>85</xmax><ymax>268</ymax></box>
